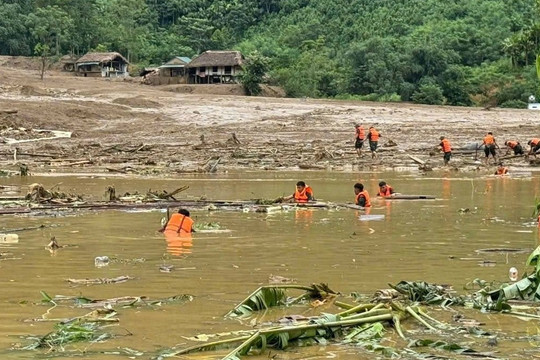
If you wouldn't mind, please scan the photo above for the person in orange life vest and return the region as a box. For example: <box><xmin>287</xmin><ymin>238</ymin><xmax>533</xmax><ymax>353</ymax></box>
<box><xmin>282</xmin><ymin>181</ymin><xmax>315</xmax><ymax>203</ymax></box>
<box><xmin>494</xmin><ymin>163</ymin><xmax>508</xmax><ymax>176</ymax></box>
<box><xmin>354</xmin><ymin>123</ymin><xmax>366</xmax><ymax>157</ymax></box>
<box><xmin>353</xmin><ymin>183</ymin><xmax>371</xmax><ymax>207</ymax></box>
<box><xmin>161</xmin><ymin>208</ymin><xmax>195</xmax><ymax>234</ymax></box>
<box><xmin>439</xmin><ymin>136</ymin><xmax>452</xmax><ymax>166</ymax></box>
<box><xmin>377</xmin><ymin>181</ymin><xmax>395</xmax><ymax>197</ymax></box>
<box><xmin>528</xmin><ymin>138</ymin><xmax>540</xmax><ymax>158</ymax></box>
<box><xmin>367</xmin><ymin>126</ymin><xmax>380</xmax><ymax>159</ymax></box>
<box><xmin>504</xmin><ymin>140</ymin><xmax>524</xmax><ymax>156</ymax></box>
<box><xmin>482</xmin><ymin>132</ymin><xmax>499</xmax><ymax>165</ymax></box>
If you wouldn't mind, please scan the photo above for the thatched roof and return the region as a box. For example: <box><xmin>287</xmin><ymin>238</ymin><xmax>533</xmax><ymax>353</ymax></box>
<box><xmin>188</xmin><ymin>51</ymin><xmax>243</xmax><ymax>68</ymax></box>
<box><xmin>76</xmin><ymin>52</ymin><xmax>129</xmax><ymax>65</ymax></box>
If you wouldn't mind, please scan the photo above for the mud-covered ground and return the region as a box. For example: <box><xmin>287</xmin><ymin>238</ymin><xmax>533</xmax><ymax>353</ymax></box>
<box><xmin>1</xmin><ymin>59</ymin><xmax>539</xmax><ymax>176</ymax></box>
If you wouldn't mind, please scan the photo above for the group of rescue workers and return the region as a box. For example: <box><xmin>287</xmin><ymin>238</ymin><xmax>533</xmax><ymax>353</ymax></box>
<box><xmin>161</xmin><ymin>180</ymin><xmax>397</xmax><ymax>235</ymax></box>
<box><xmin>163</xmin><ymin>127</ymin><xmax>537</xmax><ymax>237</ymax></box>
<box><xmin>279</xmin><ymin>180</ymin><xmax>395</xmax><ymax>208</ymax></box>
<box><xmin>437</xmin><ymin>132</ymin><xmax>540</xmax><ymax>175</ymax></box>
<box><xmin>354</xmin><ymin>123</ymin><xmax>538</xmax><ymax>176</ymax></box>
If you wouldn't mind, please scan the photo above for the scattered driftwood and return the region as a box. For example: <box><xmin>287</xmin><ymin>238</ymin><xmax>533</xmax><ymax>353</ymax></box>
<box><xmin>208</xmin><ymin>157</ymin><xmax>221</xmax><ymax>173</ymax></box>
<box><xmin>498</xmin><ymin>154</ymin><xmax>524</xmax><ymax>161</ymax></box>
<box><xmin>380</xmin><ymin>195</ymin><xmax>436</xmax><ymax>200</ymax></box>
<box><xmin>407</xmin><ymin>154</ymin><xmax>425</xmax><ymax>165</ymax></box>
<box><xmin>227</xmin><ymin>133</ymin><xmax>241</xmax><ymax>145</ymax></box>
<box><xmin>113</xmin><ymin>186</ymin><xmax>190</xmax><ymax>202</ymax></box>
<box><xmin>298</xmin><ymin>163</ymin><xmax>326</xmax><ymax>170</ymax></box>
<box><xmin>26</xmin><ymin>183</ymin><xmax>83</xmax><ymax>204</ymax></box>
<box><xmin>0</xmin><ymin>151</ymin><xmax>57</xmax><ymax>158</ymax></box>
<box><xmin>0</xmin><ymin>109</ymin><xmax>18</xmax><ymax>114</ymax></box>
<box><xmin>66</xmin><ymin>276</ymin><xmax>134</xmax><ymax>286</ymax></box>
<box><xmin>2</xmin><ymin>224</ymin><xmax>53</xmax><ymax>232</ymax></box>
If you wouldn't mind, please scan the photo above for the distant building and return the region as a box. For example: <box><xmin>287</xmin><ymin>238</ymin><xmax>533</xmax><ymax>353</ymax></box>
<box><xmin>158</xmin><ymin>56</ymin><xmax>191</xmax><ymax>84</ymax></box>
<box><xmin>59</xmin><ymin>54</ymin><xmax>77</xmax><ymax>72</ymax></box>
<box><xmin>75</xmin><ymin>52</ymin><xmax>129</xmax><ymax>77</ymax></box>
<box><xmin>187</xmin><ymin>51</ymin><xmax>243</xmax><ymax>84</ymax></box>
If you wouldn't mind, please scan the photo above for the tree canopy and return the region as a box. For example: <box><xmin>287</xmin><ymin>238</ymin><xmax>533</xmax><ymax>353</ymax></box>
<box><xmin>2</xmin><ymin>0</ymin><xmax>540</xmax><ymax>106</ymax></box>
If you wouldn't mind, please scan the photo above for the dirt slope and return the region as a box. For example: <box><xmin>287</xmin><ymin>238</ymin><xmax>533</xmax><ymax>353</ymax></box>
<box><xmin>0</xmin><ymin>63</ymin><xmax>538</xmax><ymax>176</ymax></box>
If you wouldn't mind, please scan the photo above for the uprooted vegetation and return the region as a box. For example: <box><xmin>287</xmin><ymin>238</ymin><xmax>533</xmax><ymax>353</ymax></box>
<box><xmin>158</xmin><ymin>248</ymin><xmax>540</xmax><ymax>359</ymax></box>
<box><xmin>16</xmin><ymin>247</ymin><xmax>540</xmax><ymax>358</ymax></box>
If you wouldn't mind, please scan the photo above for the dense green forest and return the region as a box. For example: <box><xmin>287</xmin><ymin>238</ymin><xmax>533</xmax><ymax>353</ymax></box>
<box><xmin>1</xmin><ymin>0</ymin><xmax>540</xmax><ymax>106</ymax></box>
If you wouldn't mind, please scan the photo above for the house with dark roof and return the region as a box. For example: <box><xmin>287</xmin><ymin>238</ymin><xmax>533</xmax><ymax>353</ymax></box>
<box><xmin>75</xmin><ymin>52</ymin><xmax>129</xmax><ymax>77</ymax></box>
<box><xmin>187</xmin><ymin>51</ymin><xmax>243</xmax><ymax>84</ymax></box>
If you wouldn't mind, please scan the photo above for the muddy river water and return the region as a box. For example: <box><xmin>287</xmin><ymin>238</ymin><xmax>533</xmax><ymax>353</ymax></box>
<box><xmin>1</xmin><ymin>171</ymin><xmax>539</xmax><ymax>359</ymax></box>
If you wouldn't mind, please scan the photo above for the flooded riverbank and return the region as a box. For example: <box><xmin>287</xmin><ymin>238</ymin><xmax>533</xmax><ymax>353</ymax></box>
<box><xmin>1</xmin><ymin>171</ymin><xmax>539</xmax><ymax>359</ymax></box>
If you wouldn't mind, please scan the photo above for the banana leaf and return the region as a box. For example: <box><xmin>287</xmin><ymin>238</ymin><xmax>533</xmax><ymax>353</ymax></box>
<box><xmin>24</xmin><ymin>320</ymin><xmax>114</xmax><ymax>350</ymax></box>
<box><xmin>409</xmin><ymin>339</ymin><xmax>497</xmax><ymax>358</ymax></box>
<box><xmin>226</xmin><ymin>284</ymin><xmax>337</xmax><ymax>318</ymax></box>
<box><xmin>389</xmin><ymin>281</ymin><xmax>463</xmax><ymax>305</ymax></box>
<box><xmin>526</xmin><ymin>246</ymin><xmax>540</xmax><ymax>276</ymax></box>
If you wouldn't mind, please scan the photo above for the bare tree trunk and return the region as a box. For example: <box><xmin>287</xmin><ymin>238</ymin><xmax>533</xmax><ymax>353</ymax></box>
<box><xmin>40</xmin><ymin>56</ymin><xmax>46</xmax><ymax>80</ymax></box>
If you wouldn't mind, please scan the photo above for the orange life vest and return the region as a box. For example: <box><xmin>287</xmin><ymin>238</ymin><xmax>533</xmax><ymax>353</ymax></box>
<box><xmin>369</xmin><ymin>129</ymin><xmax>380</xmax><ymax>141</ymax></box>
<box><xmin>356</xmin><ymin>126</ymin><xmax>365</xmax><ymax>140</ymax></box>
<box><xmin>483</xmin><ymin>135</ymin><xmax>495</xmax><ymax>145</ymax></box>
<box><xmin>506</xmin><ymin>141</ymin><xmax>518</xmax><ymax>149</ymax></box>
<box><xmin>294</xmin><ymin>186</ymin><xmax>313</xmax><ymax>203</ymax></box>
<box><xmin>378</xmin><ymin>185</ymin><xmax>393</xmax><ymax>197</ymax></box>
<box><xmin>355</xmin><ymin>190</ymin><xmax>371</xmax><ymax>207</ymax></box>
<box><xmin>531</xmin><ymin>138</ymin><xmax>540</xmax><ymax>146</ymax></box>
<box><xmin>496</xmin><ymin>167</ymin><xmax>508</xmax><ymax>175</ymax></box>
<box><xmin>164</xmin><ymin>214</ymin><xmax>193</xmax><ymax>234</ymax></box>
<box><xmin>441</xmin><ymin>139</ymin><xmax>452</xmax><ymax>153</ymax></box>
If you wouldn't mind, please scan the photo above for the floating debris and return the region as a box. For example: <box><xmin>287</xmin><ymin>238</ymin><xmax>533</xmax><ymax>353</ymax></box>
<box><xmin>159</xmin><ymin>265</ymin><xmax>174</xmax><ymax>273</ymax></box>
<box><xmin>475</xmin><ymin>248</ymin><xmax>528</xmax><ymax>254</ymax></box>
<box><xmin>66</xmin><ymin>276</ymin><xmax>134</xmax><ymax>286</ymax></box>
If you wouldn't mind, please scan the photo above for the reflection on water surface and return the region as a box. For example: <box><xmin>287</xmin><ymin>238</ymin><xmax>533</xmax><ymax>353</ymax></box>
<box><xmin>0</xmin><ymin>171</ymin><xmax>538</xmax><ymax>359</ymax></box>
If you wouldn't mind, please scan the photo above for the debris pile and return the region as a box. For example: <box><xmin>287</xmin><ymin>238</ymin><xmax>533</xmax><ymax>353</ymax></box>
<box><xmin>25</xmin><ymin>183</ymin><xmax>83</xmax><ymax>204</ymax></box>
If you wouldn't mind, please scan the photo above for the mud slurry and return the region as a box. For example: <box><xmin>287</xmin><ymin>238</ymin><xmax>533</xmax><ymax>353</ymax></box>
<box><xmin>0</xmin><ymin>62</ymin><xmax>538</xmax><ymax>175</ymax></box>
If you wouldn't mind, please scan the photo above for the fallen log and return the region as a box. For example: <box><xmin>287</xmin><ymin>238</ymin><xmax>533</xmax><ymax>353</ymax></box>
<box><xmin>66</xmin><ymin>275</ymin><xmax>134</xmax><ymax>286</ymax></box>
<box><xmin>407</xmin><ymin>154</ymin><xmax>426</xmax><ymax>165</ymax></box>
<box><xmin>59</xmin><ymin>160</ymin><xmax>93</xmax><ymax>166</ymax></box>
<box><xmin>378</xmin><ymin>195</ymin><xmax>436</xmax><ymax>200</ymax></box>
<box><xmin>0</xmin><ymin>151</ymin><xmax>58</xmax><ymax>158</ymax></box>
<box><xmin>0</xmin><ymin>109</ymin><xmax>18</xmax><ymax>114</ymax></box>
<box><xmin>498</xmin><ymin>154</ymin><xmax>525</xmax><ymax>161</ymax></box>
<box><xmin>298</xmin><ymin>163</ymin><xmax>326</xmax><ymax>170</ymax></box>
<box><xmin>0</xmin><ymin>207</ymin><xmax>31</xmax><ymax>215</ymax></box>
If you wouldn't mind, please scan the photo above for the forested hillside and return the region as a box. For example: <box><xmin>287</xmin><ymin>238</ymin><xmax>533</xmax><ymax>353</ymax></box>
<box><xmin>1</xmin><ymin>0</ymin><xmax>539</xmax><ymax>106</ymax></box>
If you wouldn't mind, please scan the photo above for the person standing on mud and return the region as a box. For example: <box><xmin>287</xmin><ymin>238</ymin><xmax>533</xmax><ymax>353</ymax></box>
<box><xmin>353</xmin><ymin>183</ymin><xmax>371</xmax><ymax>207</ymax></box>
<box><xmin>367</xmin><ymin>126</ymin><xmax>380</xmax><ymax>159</ymax></box>
<box><xmin>482</xmin><ymin>132</ymin><xmax>499</xmax><ymax>165</ymax></box>
<box><xmin>527</xmin><ymin>138</ymin><xmax>540</xmax><ymax>158</ymax></box>
<box><xmin>354</xmin><ymin>123</ymin><xmax>366</xmax><ymax>157</ymax></box>
<box><xmin>504</xmin><ymin>140</ymin><xmax>524</xmax><ymax>156</ymax></box>
<box><xmin>439</xmin><ymin>136</ymin><xmax>452</xmax><ymax>166</ymax></box>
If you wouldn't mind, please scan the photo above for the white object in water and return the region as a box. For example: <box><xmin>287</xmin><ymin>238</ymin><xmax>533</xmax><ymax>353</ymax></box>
<box><xmin>509</xmin><ymin>267</ymin><xmax>518</xmax><ymax>282</ymax></box>
<box><xmin>528</xmin><ymin>103</ymin><xmax>540</xmax><ymax>110</ymax></box>
<box><xmin>0</xmin><ymin>233</ymin><xmax>19</xmax><ymax>243</ymax></box>
<box><xmin>359</xmin><ymin>215</ymin><xmax>385</xmax><ymax>221</ymax></box>
<box><xmin>94</xmin><ymin>256</ymin><xmax>110</xmax><ymax>267</ymax></box>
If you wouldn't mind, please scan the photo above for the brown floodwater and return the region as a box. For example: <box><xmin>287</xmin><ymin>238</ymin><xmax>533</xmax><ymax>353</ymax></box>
<box><xmin>1</xmin><ymin>170</ymin><xmax>539</xmax><ymax>359</ymax></box>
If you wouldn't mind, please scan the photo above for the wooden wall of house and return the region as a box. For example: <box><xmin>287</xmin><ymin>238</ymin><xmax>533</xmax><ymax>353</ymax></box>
<box><xmin>194</xmin><ymin>65</ymin><xmax>242</xmax><ymax>76</ymax></box>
